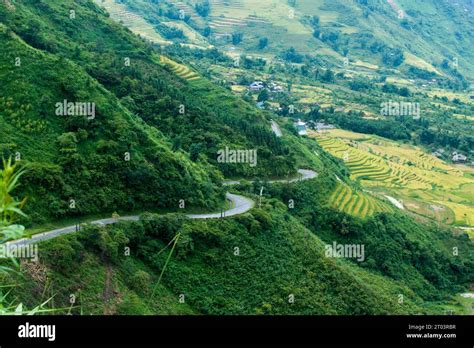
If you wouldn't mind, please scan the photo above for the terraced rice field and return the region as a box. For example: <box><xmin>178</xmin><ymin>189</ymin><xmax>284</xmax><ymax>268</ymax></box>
<box><xmin>314</xmin><ymin>134</ymin><xmax>470</xmax><ymax>190</ymax></box>
<box><xmin>427</xmin><ymin>89</ymin><xmax>474</xmax><ymax>104</ymax></box>
<box><xmin>169</xmin><ymin>1</ymin><xmax>206</xmax><ymax>26</ymax></box>
<box><xmin>329</xmin><ymin>182</ymin><xmax>393</xmax><ymax>218</ymax></box>
<box><xmin>353</xmin><ymin>61</ymin><xmax>379</xmax><ymax>70</ymax></box>
<box><xmin>204</xmin><ymin>0</ymin><xmax>271</xmax><ymax>36</ymax></box>
<box><xmin>293</xmin><ymin>84</ymin><xmax>334</xmax><ymax>106</ymax></box>
<box><xmin>159</xmin><ymin>56</ymin><xmax>201</xmax><ymax>82</ymax></box>
<box><xmin>205</xmin><ymin>0</ymin><xmax>308</xmax><ymax>36</ymax></box>
<box><xmin>404</xmin><ymin>52</ymin><xmax>442</xmax><ymax>75</ymax></box>
<box><xmin>466</xmin><ymin>229</ymin><xmax>474</xmax><ymax>241</ymax></box>
<box><xmin>94</xmin><ymin>0</ymin><xmax>170</xmax><ymax>45</ymax></box>
<box><xmin>436</xmin><ymin>201</ymin><xmax>474</xmax><ymax>226</ymax></box>
<box><xmin>311</xmin><ymin>129</ymin><xmax>474</xmax><ymax>227</ymax></box>
<box><xmin>162</xmin><ymin>21</ymin><xmax>209</xmax><ymax>46</ymax></box>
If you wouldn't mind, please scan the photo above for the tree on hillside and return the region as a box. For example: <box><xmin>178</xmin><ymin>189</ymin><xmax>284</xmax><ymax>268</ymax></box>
<box><xmin>195</xmin><ymin>1</ymin><xmax>211</xmax><ymax>17</ymax></box>
<box><xmin>441</xmin><ymin>59</ymin><xmax>450</xmax><ymax>69</ymax></box>
<box><xmin>281</xmin><ymin>47</ymin><xmax>303</xmax><ymax>63</ymax></box>
<box><xmin>321</xmin><ymin>69</ymin><xmax>335</xmax><ymax>83</ymax></box>
<box><xmin>203</xmin><ymin>26</ymin><xmax>211</xmax><ymax>37</ymax></box>
<box><xmin>258</xmin><ymin>37</ymin><xmax>269</xmax><ymax>49</ymax></box>
<box><xmin>57</xmin><ymin>132</ymin><xmax>80</xmax><ymax>163</ymax></box>
<box><xmin>399</xmin><ymin>87</ymin><xmax>411</xmax><ymax>97</ymax></box>
<box><xmin>257</xmin><ymin>89</ymin><xmax>270</xmax><ymax>102</ymax></box>
<box><xmin>172</xmin><ymin>136</ymin><xmax>182</xmax><ymax>151</ymax></box>
<box><xmin>232</xmin><ymin>32</ymin><xmax>244</xmax><ymax>45</ymax></box>
<box><xmin>310</xmin><ymin>15</ymin><xmax>320</xmax><ymax>28</ymax></box>
<box><xmin>382</xmin><ymin>48</ymin><xmax>405</xmax><ymax>67</ymax></box>
<box><xmin>189</xmin><ymin>143</ymin><xmax>202</xmax><ymax>162</ymax></box>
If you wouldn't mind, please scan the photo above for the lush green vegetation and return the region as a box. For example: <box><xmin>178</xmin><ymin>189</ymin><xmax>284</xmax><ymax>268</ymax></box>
<box><xmin>116</xmin><ymin>0</ymin><xmax>474</xmax><ymax>81</ymax></box>
<box><xmin>157</xmin><ymin>29</ymin><xmax>473</xmax><ymax>157</ymax></box>
<box><xmin>0</xmin><ymin>0</ymin><xmax>310</xmax><ymax>226</ymax></box>
<box><xmin>261</xmin><ymin>177</ymin><xmax>473</xmax><ymax>300</ymax></box>
<box><xmin>0</xmin><ymin>23</ymin><xmax>223</xmax><ymax>224</ymax></box>
<box><xmin>6</xmin><ymin>173</ymin><xmax>473</xmax><ymax>314</ymax></box>
<box><xmin>0</xmin><ymin>0</ymin><xmax>472</xmax><ymax>316</ymax></box>
<box><xmin>0</xmin><ymin>158</ymin><xmax>54</xmax><ymax>314</ymax></box>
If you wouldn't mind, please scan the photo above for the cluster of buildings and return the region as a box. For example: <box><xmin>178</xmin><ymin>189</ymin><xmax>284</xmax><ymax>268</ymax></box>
<box><xmin>452</xmin><ymin>151</ymin><xmax>468</xmax><ymax>162</ymax></box>
<box><xmin>295</xmin><ymin>120</ymin><xmax>307</xmax><ymax>136</ymax></box>
<box><xmin>249</xmin><ymin>81</ymin><xmax>264</xmax><ymax>91</ymax></box>
<box><xmin>248</xmin><ymin>80</ymin><xmax>284</xmax><ymax>93</ymax></box>
<box><xmin>415</xmin><ymin>78</ymin><xmax>438</xmax><ymax>88</ymax></box>
<box><xmin>292</xmin><ymin>120</ymin><xmax>336</xmax><ymax>136</ymax></box>
<box><xmin>311</xmin><ymin>121</ymin><xmax>336</xmax><ymax>131</ymax></box>
<box><xmin>432</xmin><ymin>149</ymin><xmax>469</xmax><ymax>163</ymax></box>
<box><xmin>432</xmin><ymin>148</ymin><xmax>445</xmax><ymax>158</ymax></box>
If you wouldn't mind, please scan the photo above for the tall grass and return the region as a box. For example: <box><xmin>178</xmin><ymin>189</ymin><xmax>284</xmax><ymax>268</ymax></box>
<box><xmin>0</xmin><ymin>157</ymin><xmax>55</xmax><ymax>315</ymax></box>
<box><xmin>0</xmin><ymin>157</ymin><xmax>28</xmax><ymax>242</ymax></box>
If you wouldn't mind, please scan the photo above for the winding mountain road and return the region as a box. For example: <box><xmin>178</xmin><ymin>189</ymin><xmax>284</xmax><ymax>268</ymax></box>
<box><xmin>223</xmin><ymin>169</ymin><xmax>318</xmax><ymax>186</ymax></box>
<box><xmin>187</xmin><ymin>193</ymin><xmax>255</xmax><ymax>219</ymax></box>
<box><xmin>7</xmin><ymin>169</ymin><xmax>317</xmax><ymax>247</ymax></box>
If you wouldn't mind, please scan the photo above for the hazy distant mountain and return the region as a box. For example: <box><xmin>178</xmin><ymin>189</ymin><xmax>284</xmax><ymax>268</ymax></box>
<box><xmin>113</xmin><ymin>0</ymin><xmax>473</xmax><ymax>81</ymax></box>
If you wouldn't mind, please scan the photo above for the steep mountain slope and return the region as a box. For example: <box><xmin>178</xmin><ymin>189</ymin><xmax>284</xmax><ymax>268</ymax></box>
<box><xmin>0</xmin><ymin>0</ymin><xmax>320</xmax><ymax>224</ymax></box>
<box><xmin>0</xmin><ymin>21</ymin><xmax>223</xmax><ymax>224</ymax></box>
<box><xmin>114</xmin><ymin>0</ymin><xmax>473</xmax><ymax>81</ymax></box>
<box><xmin>8</xmin><ymin>211</ymin><xmax>427</xmax><ymax>315</ymax></box>
<box><xmin>0</xmin><ymin>0</ymin><xmax>472</xmax><ymax>316</ymax></box>
<box><xmin>7</xmin><ymin>175</ymin><xmax>473</xmax><ymax>315</ymax></box>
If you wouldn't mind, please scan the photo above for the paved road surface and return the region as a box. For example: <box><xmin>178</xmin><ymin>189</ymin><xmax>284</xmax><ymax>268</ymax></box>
<box><xmin>7</xmin><ymin>169</ymin><xmax>317</xmax><ymax>247</ymax></box>
<box><xmin>187</xmin><ymin>193</ymin><xmax>255</xmax><ymax>219</ymax></box>
<box><xmin>7</xmin><ymin>193</ymin><xmax>250</xmax><ymax>247</ymax></box>
<box><xmin>224</xmin><ymin>169</ymin><xmax>318</xmax><ymax>186</ymax></box>
<box><xmin>271</xmin><ymin>120</ymin><xmax>283</xmax><ymax>137</ymax></box>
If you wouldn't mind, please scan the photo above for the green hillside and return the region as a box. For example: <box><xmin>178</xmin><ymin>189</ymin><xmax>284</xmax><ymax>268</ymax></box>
<box><xmin>6</xmin><ymin>174</ymin><xmax>473</xmax><ymax>315</ymax></box>
<box><xmin>111</xmin><ymin>0</ymin><xmax>474</xmax><ymax>82</ymax></box>
<box><xmin>0</xmin><ymin>0</ymin><xmax>472</xmax><ymax>317</ymax></box>
<box><xmin>0</xmin><ymin>0</ymin><xmax>317</xmax><ymax>225</ymax></box>
<box><xmin>0</xmin><ymin>21</ymin><xmax>225</xmax><ymax>224</ymax></box>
